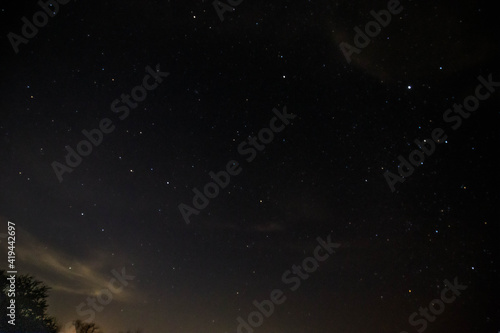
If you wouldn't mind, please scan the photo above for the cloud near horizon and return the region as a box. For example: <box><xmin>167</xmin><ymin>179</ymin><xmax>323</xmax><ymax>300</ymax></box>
<box><xmin>1</xmin><ymin>223</ymin><xmax>138</xmax><ymax>303</ymax></box>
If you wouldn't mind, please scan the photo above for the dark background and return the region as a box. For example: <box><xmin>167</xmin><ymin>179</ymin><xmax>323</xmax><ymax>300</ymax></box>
<box><xmin>0</xmin><ymin>0</ymin><xmax>498</xmax><ymax>332</ymax></box>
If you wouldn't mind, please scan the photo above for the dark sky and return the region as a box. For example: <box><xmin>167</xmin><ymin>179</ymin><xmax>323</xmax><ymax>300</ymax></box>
<box><xmin>0</xmin><ymin>0</ymin><xmax>498</xmax><ymax>332</ymax></box>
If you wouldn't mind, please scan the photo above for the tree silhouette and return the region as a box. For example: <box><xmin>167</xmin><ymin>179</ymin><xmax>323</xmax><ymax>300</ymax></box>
<box><xmin>0</xmin><ymin>270</ymin><xmax>58</xmax><ymax>333</ymax></box>
<box><xmin>72</xmin><ymin>319</ymin><xmax>102</xmax><ymax>333</ymax></box>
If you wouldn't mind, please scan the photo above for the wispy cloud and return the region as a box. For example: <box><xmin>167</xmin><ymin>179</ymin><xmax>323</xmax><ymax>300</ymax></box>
<box><xmin>1</xmin><ymin>223</ymin><xmax>137</xmax><ymax>302</ymax></box>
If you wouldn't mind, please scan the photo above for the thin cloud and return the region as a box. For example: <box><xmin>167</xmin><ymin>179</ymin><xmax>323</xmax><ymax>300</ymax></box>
<box><xmin>8</xmin><ymin>226</ymin><xmax>137</xmax><ymax>302</ymax></box>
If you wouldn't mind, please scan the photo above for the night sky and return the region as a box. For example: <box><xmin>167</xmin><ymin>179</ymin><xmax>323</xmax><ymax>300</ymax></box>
<box><xmin>0</xmin><ymin>0</ymin><xmax>499</xmax><ymax>332</ymax></box>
